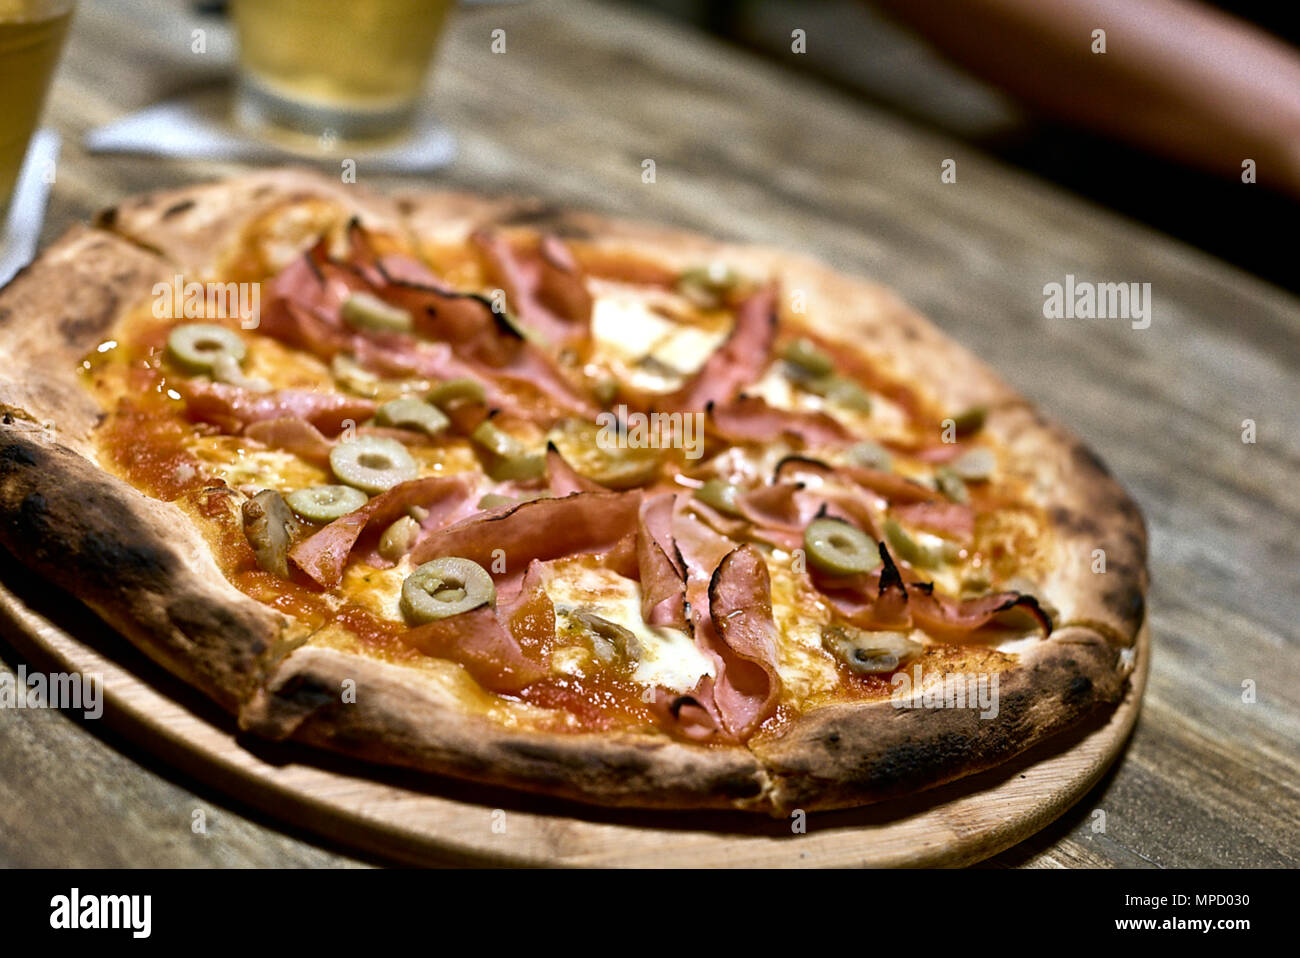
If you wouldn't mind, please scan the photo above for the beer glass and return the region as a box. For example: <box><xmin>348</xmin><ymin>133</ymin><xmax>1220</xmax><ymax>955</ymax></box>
<box><xmin>0</xmin><ymin>0</ymin><xmax>73</xmax><ymax>222</ymax></box>
<box><xmin>230</xmin><ymin>0</ymin><xmax>455</xmax><ymax>143</ymax></box>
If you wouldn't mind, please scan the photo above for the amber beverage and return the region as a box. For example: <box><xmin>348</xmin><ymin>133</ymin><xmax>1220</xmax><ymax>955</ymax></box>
<box><xmin>230</xmin><ymin>0</ymin><xmax>454</xmax><ymax>142</ymax></box>
<box><xmin>0</xmin><ymin>0</ymin><xmax>73</xmax><ymax>222</ymax></box>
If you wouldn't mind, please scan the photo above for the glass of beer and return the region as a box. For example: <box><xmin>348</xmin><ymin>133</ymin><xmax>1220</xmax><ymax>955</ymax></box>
<box><xmin>0</xmin><ymin>0</ymin><xmax>73</xmax><ymax>223</ymax></box>
<box><xmin>230</xmin><ymin>0</ymin><xmax>455</xmax><ymax>144</ymax></box>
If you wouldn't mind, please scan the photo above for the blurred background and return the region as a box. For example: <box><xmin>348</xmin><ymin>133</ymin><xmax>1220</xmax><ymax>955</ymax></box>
<box><xmin>627</xmin><ymin>0</ymin><xmax>1300</xmax><ymax>294</ymax></box>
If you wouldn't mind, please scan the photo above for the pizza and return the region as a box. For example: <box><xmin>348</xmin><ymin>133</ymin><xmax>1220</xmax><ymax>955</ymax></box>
<box><xmin>0</xmin><ymin>169</ymin><xmax>1146</xmax><ymax>813</ymax></box>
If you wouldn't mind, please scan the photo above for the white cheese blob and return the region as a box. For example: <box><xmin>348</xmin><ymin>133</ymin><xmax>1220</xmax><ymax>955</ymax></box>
<box><xmin>542</xmin><ymin>563</ymin><xmax>715</xmax><ymax>693</ymax></box>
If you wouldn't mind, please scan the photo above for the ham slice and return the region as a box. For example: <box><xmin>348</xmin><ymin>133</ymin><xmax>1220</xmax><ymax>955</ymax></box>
<box><xmin>402</xmin><ymin>557</ymin><xmax>556</xmax><ymax>695</ymax></box>
<box><xmin>545</xmin><ymin>444</ymin><xmax>606</xmax><ymax>496</ymax></box>
<box><xmin>839</xmin><ymin>463</ymin><xmax>943</xmax><ymax>504</ymax></box>
<box><xmin>891</xmin><ymin>500</ymin><xmax>975</xmax><ymax>542</ymax></box>
<box><xmin>472</xmin><ymin>231</ymin><xmax>594</xmax><ymax>348</ymax></box>
<box><xmin>175</xmin><ymin>380</ymin><xmax>375</xmax><ymax>436</ymax></box>
<box><xmin>663</xmin><ymin>285</ymin><xmax>777</xmax><ymax>412</ymax></box>
<box><xmin>242</xmin><ymin>417</ymin><xmax>334</xmax><ymax>468</ymax></box>
<box><xmin>706</xmin><ymin>545</ymin><xmax>782</xmax><ymax>738</ymax></box>
<box><xmin>708</xmin><ymin>394</ymin><xmax>854</xmax><ymax>448</ymax></box>
<box><xmin>812</xmin><ymin>544</ymin><xmax>1052</xmax><ymax>638</ymax></box>
<box><xmin>670</xmin><ymin>498</ymin><xmax>785</xmax><ymax>739</ymax></box>
<box><xmin>258</xmin><ymin>231</ymin><xmax>589</xmax><ymax>425</ymax></box>
<box><xmin>734</xmin><ymin>481</ymin><xmax>820</xmax><ymax>551</ymax></box>
<box><xmin>289</xmin><ymin>475</ymin><xmax>475</xmax><ymax>588</ymax></box>
<box><xmin>648</xmin><ymin>679</ymin><xmax>728</xmax><ymax>742</ymax></box>
<box><xmin>909</xmin><ymin>589</ymin><xmax>1052</xmax><ymax>639</ymax></box>
<box><xmin>409</xmin><ymin>491</ymin><xmax>643</xmax><ymax>590</ymax></box>
<box><xmin>402</xmin><ymin>607</ymin><xmax>548</xmax><ymax>693</ymax></box>
<box><xmin>636</xmin><ymin>493</ymin><xmax>687</xmax><ymax>628</ymax></box>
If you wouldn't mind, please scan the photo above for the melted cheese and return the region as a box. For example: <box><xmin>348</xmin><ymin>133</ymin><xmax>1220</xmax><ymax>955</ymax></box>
<box><xmin>542</xmin><ymin>563</ymin><xmax>715</xmax><ymax>693</ymax></box>
<box><xmin>750</xmin><ymin>362</ymin><xmax>913</xmax><ymax>442</ymax></box>
<box><xmin>765</xmin><ymin>557</ymin><xmax>841</xmax><ymax>700</ymax></box>
<box><xmin>590</xmin><ymin>285</ymin><xmax>729</xmax><ymax>392</ymax></box>
<box><xmin>342</xmin><ymin>559</ymin><xmax>411</xmax><ymax>621</ymax></box>
<box><xmin>242</xmin><ymin>336</ymin><xmax>335</xmax><ymax>390</ymax></box>
<box><xmin>185</xmin><ymin>436</ymin><xmax>328</xmax><ymax>491</ymax></box>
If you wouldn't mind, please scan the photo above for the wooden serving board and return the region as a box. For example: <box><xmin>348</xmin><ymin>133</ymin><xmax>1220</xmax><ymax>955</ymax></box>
<box><xmin>0</xmin><ymin>567</ymin><xmax>1147</xmax><ymax>868</ymax></box>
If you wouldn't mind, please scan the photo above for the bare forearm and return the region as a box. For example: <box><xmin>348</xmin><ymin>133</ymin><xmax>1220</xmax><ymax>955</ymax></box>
<box><xmin>874</xmin><ymin>0</ymin><xmax>1300</xmax><ymax>193</ymax></box>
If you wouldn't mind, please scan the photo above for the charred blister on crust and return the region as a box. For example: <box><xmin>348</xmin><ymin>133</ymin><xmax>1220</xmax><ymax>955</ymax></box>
<box><xmin>495</xmin><ymin>202</ymin><xmax>593</xmax><ymax>241</ymax></box>
<box><xmin>162</xmin><ymin>199</ymin><xmax>197</xmax><ymax>220</ymax></box>
<box><xmin>751</xmin><ymin>629</ymin><xmax>1126</xmax><ymax>810</ymax></box>
<box><xmin>0</xmin><ymin>431</ymin><xmax>283</xmax><ymax>709</ymax></box>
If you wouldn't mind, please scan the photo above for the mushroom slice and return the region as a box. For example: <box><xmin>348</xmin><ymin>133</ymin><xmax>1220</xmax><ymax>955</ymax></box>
<box><xmin>242</xmin><ymin>489</ymin><xmax>302</xmax><ymax>579</ymax></box>
<box><xmin>821</xmin><ymin>624</ymin><xmax>922</xmax><ymax>675</ymax></box>
<box><xmin>570</xmin><ymin>609</ymin><xmax>643</xmax><ymax>665</ymax></box>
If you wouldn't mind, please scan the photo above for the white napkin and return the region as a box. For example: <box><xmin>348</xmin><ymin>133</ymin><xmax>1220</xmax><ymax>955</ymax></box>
<box><xmin>84</xmin><ymin>85</ymin><xmax>456</xmax><ymax>172</ymax></box>
<box><xmin>0</xmin><ymin>129</ymin><xmax>61</xmax><ymax>288</ymax></box>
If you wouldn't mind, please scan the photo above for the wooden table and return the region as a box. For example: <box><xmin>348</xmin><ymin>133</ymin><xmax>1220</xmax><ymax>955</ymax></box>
<box><xmin>0</xmin><ymin>0</ymin><xmax>1295</xmax><ymax>868</ymax></box>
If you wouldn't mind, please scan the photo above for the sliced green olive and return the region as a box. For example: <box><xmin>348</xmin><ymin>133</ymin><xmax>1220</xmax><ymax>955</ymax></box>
<box><xmin>883</xmin><ymin>517</ymin><xmax>925</xmax><ymax>566</ymax></box>
<box><xmin>341</xmin><ymin>291</ymin><xmax>413</xmax><ymax>334</ymax></box>
<box><xmin>816</xmin><ymin>376</ymin><xmax>873</xmax><ymax>413</ymax></box>
<box><xmin>883</xmin><ymin>518</ymin><xmax>959</xmax><ymax>568</ymax></box>
<box><xmin>210</xmin><ymin>353</ymin><xmax>271</xmax><ymax>392</ymax></box>
<box><xmin>570</xmin><ymin>609</ymin><xmax>643</xmax><ymax>665</ymax></box>
<box><xmin>428</xmin><ymin>377</ymin><xmax>486</xmax><ymax>409</ymax></box>
<box><xmin>477</xmin><ymin>491</ymin><xmax>548</xmax><ymax>510</ymax></box>
<box><xmin>241</xmin><ymin>489</ymin><xmax>301</xmax><ymax>579</ymax></box>
<box><xmin>471</xmin><ymin>420</ymin><xmax>525</xmax><ymax>459</ymax></box>
<box><xmin>949</xmin><ymin>405</ymin><xmax>988</xmax><ymax>437</ymax></box>
<box><xmin>782</xmin><ymin>338</ymin><xmax>835</xmax><ymax>378</ymax></box>
<box><xmin>400</xmin><ymin>557</ymin><xmax>496</xmax><ymax>623</ymax></box>
<box><xmin>694</xmin><ymin>479</ymin><xmax>743</xmax><ymax>517</ymax></box>
<box><xmin>285</xmin><ymin>484</ymin><xmax>369</xmax><ymax>523</ymax></box>
<box><xmin>547</xmin><ymin>419</ymin><xmax>661</xmax><ymax>489</ymax></box>
<box><xmin>804</xmin><ymin>517</ymin><xmax>880</xmax><ymax>576</ymax></box>
<box><xmin>167</xmin><ymin>323</ymin><xmax>246</xmax><ymax>374</ymax></box>
<box><xmin>329</xmin><ymin>435</ymin><xmax>418</xmax><ymax>494</ymax></box>
<box><xmin>676</xmin><ymin>262</ymin><xmax>738</xmax><ymax>309</ymax></box>
<box><xmin>949</xmin><ymin>446</ymin><xmax>995</xmax><ymax>482</ymax></box>
<box><xmin>378</xmin><ymin>515</ymin><xmax>420</xmax><ymax>561</ymax></box>
<box><xmin>488</xmin><ymin>452</ymin><xmax>546</xmax><ymax>481</ymax></box>
<box><xmin>935</xmin><ymin>466</ymin><xmax>969</xmax><ymax>504</ymax></box>
<box><xmin>470</xmin><ymin>420</ymin><xmax>545</xmax><ymax>480</ymax></box>
<box><xmin>330</xmin><ymin>353</ymin><xmax>381</xmax><ymax>396</ymax></box>
<box><xmin>374</xmin><ymin>397</ymin><xmax>450</xmax><ymax>437</ymax></box>
<box><xmin>822</xmin><ymin>624</ymin><xmax>921</xmax><ymax>674</ymax></box>
<box><xmin>331</xmin><ymin>353</ymin><xmax>430</xmax><ymax>400</ymax></box>
<box><xmin>846</xmin><ymin>440</ymin><xmax>892</xmax><ymax>471</ymax></box>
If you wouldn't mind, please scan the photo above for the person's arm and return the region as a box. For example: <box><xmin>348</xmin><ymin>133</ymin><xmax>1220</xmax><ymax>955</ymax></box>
<box><xmin>873</xmin><ymin>0</ymin><xmax>1300</xmax><ymax>196</ymax></box>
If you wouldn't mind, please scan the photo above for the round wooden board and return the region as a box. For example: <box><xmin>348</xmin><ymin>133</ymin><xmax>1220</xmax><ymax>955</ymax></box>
<box><xmin>0</xmin><ymin>569</ymin><xmax>1147</xmax><ymax>868</ymax></box>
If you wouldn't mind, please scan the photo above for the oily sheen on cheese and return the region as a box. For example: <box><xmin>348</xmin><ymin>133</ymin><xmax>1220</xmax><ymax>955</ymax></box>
<box><xmin>542</xmin><ymin>561</ymin><xmax>716</xmax><ymax>694</ymax></box>
<box><xmin>590</xmin><ymin>283</ymin><xmax>729</xmax><ymax>392</ymax></box>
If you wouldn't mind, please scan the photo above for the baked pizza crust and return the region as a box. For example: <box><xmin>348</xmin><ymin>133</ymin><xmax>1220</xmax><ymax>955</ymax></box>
<box><xmin>242</xmin><ymin>644</ymin><xmax>770</xmax><ymax>810</ymax></box>
<box><xmin>0</xmin><ymin>169</ymin><xmax>1147</xmax><ymax>813</ymax></box>
<box><xmin>0</xmin><ymin>227</ymin><xmax>287</xmax><ymax>709</ymax></box>
<box><xmin>96</xmin><ymin>167</ymin><xmax>410</xmax><ymax>280</ymax></box>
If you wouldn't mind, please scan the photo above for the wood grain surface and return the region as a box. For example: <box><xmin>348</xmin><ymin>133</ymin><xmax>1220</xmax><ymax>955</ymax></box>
<box><xmin>0</xmin><ymin>0</ymin><xmax>1295</xmax><ymax>867</ymax></box>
